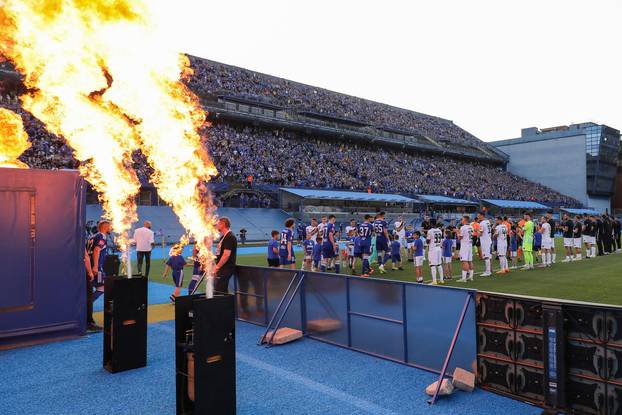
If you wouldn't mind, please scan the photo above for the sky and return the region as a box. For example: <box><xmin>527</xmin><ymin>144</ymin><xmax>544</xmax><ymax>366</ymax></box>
<box><xmin>164</xmin><ymin>0</ymin><xmax>621</xmax><ymax>141</ymax></box>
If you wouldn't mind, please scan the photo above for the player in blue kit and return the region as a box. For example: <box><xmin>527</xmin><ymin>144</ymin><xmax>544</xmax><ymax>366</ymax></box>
<box><xmin>442</xmin><ymin>230</ymin><xmax>454</xmax><ymax>280</ymax></box>
<box><xmin>390</xmin><ymin>234</ymin><xmax>403</xmax><ymax>270</ymax></box>
<box><xmin>373</xmin><ymin>212</ymin><xmax>390</xmax><ymax>274</ymax></box>
<box><xmin>357</xmin><ymin>215</ymin><xmax>374</xmax><ymax>276</ymax></box>
<box><xmin>279</xmin><ymin>218</ymin><xmax>296</xmax><ymax>269</ymax></box>
<box><xmin>87</xmin><ymin>220</ymin><xmax>111</xmax><ymax>302</ymax></box>
<box><xmin>312</xmin><ymin>236</ymin><xmax>323</xmax><ymax>271</ymax></box>
<box><xmin>188</xmin><ymin>244</ymin><xmax>204</xmax><ymax>295</ymax></box>
<box><xmin>413</xmin><ymin>231</ymin><xmax>424</xmax><ymax>283</ymax></box>
<box><xmin>266</xmin><ymin>230</ymin><xmax>280</xmax><ymax>267</ymax></box>
<box><xmin>321</xmin><ymin>215</ymin><xmax>339</xmax><ymax>273</ymax></box>
<box><xmin>163</xmin><ymin>244</ymin><xmax>191</xmax><ymax>302</ymax></box>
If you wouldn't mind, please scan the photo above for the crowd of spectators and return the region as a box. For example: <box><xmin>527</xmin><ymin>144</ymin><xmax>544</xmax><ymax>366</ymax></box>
<box><xmin>0</xmin><ymin>94</ymin><xmax>153</xmax><ymax>182</ymax></box>
<box><xmin>1</xmin><ymin>68</ymin><xmax>581</xmax><ymax>207</ymax></box>
<box><xmin>205</xmin><ymin>122</ymin><xmax>581</xmax><ymax>207</ymax></box>
<box><xmin>186</xmin><ymin>56</ymin><xmax>484</xmax><ymax>148</ymax></box>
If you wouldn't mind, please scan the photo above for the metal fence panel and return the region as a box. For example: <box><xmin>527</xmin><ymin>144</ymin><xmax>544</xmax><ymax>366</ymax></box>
<box><xmin>304</xmin><ymin>272</ymin><xmax>348</xmax><ymax>346</ymax></box>
<box><xmin>405</xmin><ymin>284</ymin><xmax>476</xmax><ymax>373</ymax></box>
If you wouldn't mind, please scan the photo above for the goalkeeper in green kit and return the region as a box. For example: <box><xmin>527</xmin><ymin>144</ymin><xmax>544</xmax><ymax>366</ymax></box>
<box><xmin>521</xmin><ymin>212</ymin><xmax>535</xmax><ymax>270</ymax></box>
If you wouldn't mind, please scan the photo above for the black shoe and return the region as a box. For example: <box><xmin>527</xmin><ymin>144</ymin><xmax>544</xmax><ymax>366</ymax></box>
<box><xmin>87</xmin><ymin>323</ymin><xmax>102</xmax><ymax>332</ymax></box>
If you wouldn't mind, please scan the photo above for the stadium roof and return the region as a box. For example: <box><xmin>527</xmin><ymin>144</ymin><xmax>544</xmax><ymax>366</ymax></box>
<box><xmin>482</xmin><ymin>199</ymin><xmax>550</xmax><ymax>209</ymax></box>
<box><xmin>560</xmin><ymin>208</ymin><xmax>601</xmax><ymax>215</ymax></box>
<box><xmin>417</xmin><ymin>195</ymin><xmax>479</xmax><ymax>205</ymax></box>
<box><xmin>280</xmin><ymin>188</ymin><xmax>416</xmax><ymax>203</ymax></box>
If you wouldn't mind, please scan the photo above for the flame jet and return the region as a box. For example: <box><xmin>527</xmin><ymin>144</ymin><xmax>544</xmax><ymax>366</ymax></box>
<box><xmin>1</xmin><ymin>1</ymin><xmax>220</xmax><ymax>269</ymax></box>
<box><xmin>0</xmin><ymin>107</ymin><xmax>31</xmax><ymax>168</ymax></box>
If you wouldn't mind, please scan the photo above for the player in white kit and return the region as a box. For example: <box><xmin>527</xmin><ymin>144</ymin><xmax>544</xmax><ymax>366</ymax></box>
<box><xmin>539</xmin><ymin>217</ymin><xmax>553</xmax><ymax>267</ymax></box>
<box><xmin>306</xmin><ymin>217</ymin><xmax>319</xmax><ymax>244</ymax></box>
<box><xmin>477</xmin><ymin>212</ymin><xmax>493</xmax><ymax>276</ymax></box>
<box><xmin>458</xmin><ymin>215</ymin><xmax>474</xmax><ymax>282</ymax></box>
<box><xmin>494</xmin><ymin>217</ymin><xmax>509</xmax><ymax>274</ymax></box>
<box><xmin>426</xmin><ymin>222</ymin><xmax>444</xmax><ymax>285</ymax></box>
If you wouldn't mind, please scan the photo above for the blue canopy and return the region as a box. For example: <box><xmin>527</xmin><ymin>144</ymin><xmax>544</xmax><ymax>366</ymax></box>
<box><xmin>417</xmin><ymin>195</ymin><xmax>479</xmax><ymax>205</ymax></box>
<box><xmin>561</xmin><ymin>208</ymin><xmax>601</xmax><ymax>215</ymax></box>
<box><xmin>482</xmin><ymin>199</ymin><xmax>550</xmax><ymax>209</ymax></box>
<box><xmin>280</xmin><ymin>188</ymin><xmax>416</xmax><ymax>203</ymax></box>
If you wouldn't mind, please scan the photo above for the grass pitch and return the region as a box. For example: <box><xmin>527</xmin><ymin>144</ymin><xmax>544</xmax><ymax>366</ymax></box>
<box><xmin>143</xmin><ymin>237</ymin><xmax>622</xmax><ymax>306</ymax></box>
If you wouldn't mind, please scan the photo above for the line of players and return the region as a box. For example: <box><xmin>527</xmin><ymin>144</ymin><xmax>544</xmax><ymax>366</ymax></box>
<box><xmin>268</xmin><ymin>211</ymin><xmax>622</xmax><ymax>284</ymax></box>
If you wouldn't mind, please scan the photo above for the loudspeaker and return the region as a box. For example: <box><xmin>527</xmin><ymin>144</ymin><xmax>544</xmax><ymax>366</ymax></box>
<box><xmin>103</xmin><ymin>276</ymin><xmax>148</xmax><ymax>373</ymax></box>
<box><xmin>175</xmin><ymin>294</ymin><xmax>235</xmax><ymax>415</ymax></box>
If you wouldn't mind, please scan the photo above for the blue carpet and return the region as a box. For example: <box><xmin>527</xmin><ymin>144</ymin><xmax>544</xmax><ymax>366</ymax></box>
<box><xmin>93</xmin><ymin>281</ymin><xmax>174</xmax><ymax>312</ymax></box>
<box><xmin>0</xmin><ymin>321</ymin><xmax>541</xmax><ymax>415</ymax></box>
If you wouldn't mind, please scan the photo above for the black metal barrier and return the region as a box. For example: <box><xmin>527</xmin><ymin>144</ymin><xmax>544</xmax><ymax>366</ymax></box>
<box><xmin>233</xmin><ymin>266</ymin><xmax>477</xmax><ymax>375</ymax></box>
<box><xmin>477</xmin><ymin>291</ymin><xmax>622</xmax><ymax>415</ymax></box>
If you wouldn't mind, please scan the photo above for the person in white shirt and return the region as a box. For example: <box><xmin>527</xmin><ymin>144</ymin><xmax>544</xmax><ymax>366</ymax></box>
<box><xmin>494</xmin><ymin>217</ymin><xmax>509</xmax><ymax>274</ymax></box>
<box><xmin>345</xmin><ymin>218</ymin><xmax>357</xmax><ymax>237</ymax></box>
<box><xmin>134</xmin><ymin>220</ymin><xmax>155</xmax><ymax>277</ymax></box>
<box><xmin>394</xmin><ymin>216</ymin><xmax>407</xmax><ymax>256</ymax></box>
<box><xmin>426</xmin><ymin>221</ymin><xmax>444</xmax><ymax>285</ymax></box>
<box><xmin>539</xmin><ymin>216</ymin><xmax>553</xmax><ymax>267</ymax></box>
<box><xmin>458</xmin><ymin>215</ymin><xmax>474</xmax><ymax>282</ymax></box>
<box><xmin>306</xmin><ymin>218</ymin><xmax>319</xmax><ymax>244</ymax></box>
<box><xmin>477</xmin><ymin>212</ymin><xmax>493</xmax><ymax>277</ymax></box>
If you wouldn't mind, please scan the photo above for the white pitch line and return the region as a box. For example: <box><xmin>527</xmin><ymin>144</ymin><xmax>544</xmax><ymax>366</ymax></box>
<box><xmin>152</xmin><ymin>323</ymin><xmax>397</xmax><ymax>415</ymax></box>
<box><xmin>237</xmin><ymin>352</ymin><xmax>398</xmax><ymax>415</ymax></box>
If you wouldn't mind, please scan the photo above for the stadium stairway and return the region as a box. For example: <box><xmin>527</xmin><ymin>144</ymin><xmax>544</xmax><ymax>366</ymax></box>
<box><xmin>86</xmin><ymin>205</ymin><xmax>289</xmax><ymax>242</ymax></box>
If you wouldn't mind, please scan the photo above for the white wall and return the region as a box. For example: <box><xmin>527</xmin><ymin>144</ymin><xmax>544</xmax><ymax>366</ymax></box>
<box><xmin>497</xmin><ymin>134</ymin><xmax>588</xmax><ymax>204</ymax></box>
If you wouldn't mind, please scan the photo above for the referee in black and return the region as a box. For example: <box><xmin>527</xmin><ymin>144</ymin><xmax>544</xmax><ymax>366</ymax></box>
<box><xmin>213</xmin><ymin>217</ymin><xmax>238</xmax><ymax>294</ymax></box>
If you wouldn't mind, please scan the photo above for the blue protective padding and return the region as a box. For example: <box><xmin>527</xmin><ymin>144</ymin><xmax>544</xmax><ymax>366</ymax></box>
<box><xmin>0</xmin><ymin>168</ymin><xmax>86</xmax><ymax>347</ymax></box>
<box><xmin>405</xmin><ymin>284</ymin><xmax>477</xmax><ymax>373</ymax></box>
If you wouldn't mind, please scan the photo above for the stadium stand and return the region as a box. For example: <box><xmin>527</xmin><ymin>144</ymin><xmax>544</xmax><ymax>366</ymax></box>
<box><xmin>86</xmin><ymin>205</ymin><xmax>289</xmax><ymax>243</ymax></box>
<box><xmin>0</xmin><ymin>58</ymin><xmax>582</xmax><ymax>208</ymax></box>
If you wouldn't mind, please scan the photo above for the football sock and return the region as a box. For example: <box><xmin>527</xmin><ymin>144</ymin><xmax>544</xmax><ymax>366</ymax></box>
<box><xmin>484</xmin><ymin>258</ymin><xmax>491</xmax><ymax>273</ymax></box>
<box><xmin>335</xmin><ymin>263</ymin><xmax>340</xmax><ymax>273</ymax></box>
<box><xmin>438</xmin><ymin>265</ymin><xmax>444</xmax><ymax>282</ymax></box>
<box><xmin>461</xmin><ymin>270</ymin><xmax>467</xmax><ymax>280</ymax></box>
<box><xmin>431</xmin><ymin>266</ymin><xmax>437</xmax><ymax>283</ymax></box>
<box><xmin>468</xmin><ymin>269</ymin><xmax>474</xmax><ymax>280</ymax></box>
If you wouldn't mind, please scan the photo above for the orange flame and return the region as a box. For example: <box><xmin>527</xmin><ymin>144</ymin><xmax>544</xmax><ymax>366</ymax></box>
<box><xmin>1</xmin><ymin>0</ymin><xmax>219</xmax><ymax>267</ymax></box>
<box><xmin>0</xmin><ymin>107</ymin><xmax>31</xmax><ymax>168</ymax></box>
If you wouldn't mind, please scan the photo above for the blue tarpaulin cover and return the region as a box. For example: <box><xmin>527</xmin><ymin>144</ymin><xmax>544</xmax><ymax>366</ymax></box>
<box><xmin>0</xmin><ymin>168</ymin><xmax>86</xmax><ymax>348</ymax></box>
